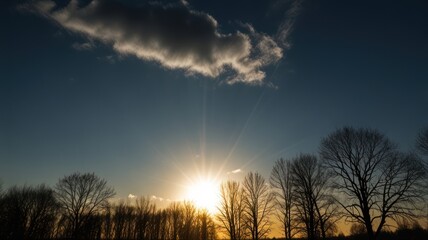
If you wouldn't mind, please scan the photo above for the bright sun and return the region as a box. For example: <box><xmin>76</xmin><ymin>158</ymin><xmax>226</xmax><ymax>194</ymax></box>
<box><xmin>186</xmin><ymin>179</ymin><xmax>220</xmax><ymax>214</ymax></box>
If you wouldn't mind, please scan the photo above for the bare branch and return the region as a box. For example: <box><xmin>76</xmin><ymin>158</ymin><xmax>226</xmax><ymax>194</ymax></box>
<box><xmin>320</xmin><ymin>127</ymin><xmax>427</xmax><ymax>240</ymax></box>
<box><xmin>55</xmin><ymin>172</ymin><xmax>115</xmax><ymax>239</ymax></box>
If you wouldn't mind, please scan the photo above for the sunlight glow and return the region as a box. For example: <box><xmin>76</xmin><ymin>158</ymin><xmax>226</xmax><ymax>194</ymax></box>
<box><xmin>186</xmin><ymin>178</ymin><xmax>220</xmax><ymax>214</ymax></box>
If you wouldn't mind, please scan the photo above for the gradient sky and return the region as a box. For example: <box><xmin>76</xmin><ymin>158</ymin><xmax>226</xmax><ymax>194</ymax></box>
<box><xmin>1</xmin><ymin>0</ymin><xmax>427</xmax><ymax>202</ymax></box>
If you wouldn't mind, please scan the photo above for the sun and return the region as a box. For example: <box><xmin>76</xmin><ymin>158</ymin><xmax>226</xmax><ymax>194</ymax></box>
<box><xmin>185</xmin><ymin>178</ymin><xmax>220</xmax><ymax>214</ymax></box>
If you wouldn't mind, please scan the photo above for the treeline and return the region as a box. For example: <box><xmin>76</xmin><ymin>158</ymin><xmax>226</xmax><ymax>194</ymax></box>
<box><xmin>0</xmin><ymin>127</ymin><xmax>427</xmax><ymax>240</ymax></box>
<box><xmin>0</xmin><ymin>173</ymin><xmax>216</xmax><ymax>240</ymax></box>
<box><xmin>216</xmin><ymin>127</ymin><xmax>428</xmax><ymax>240</ymax></box>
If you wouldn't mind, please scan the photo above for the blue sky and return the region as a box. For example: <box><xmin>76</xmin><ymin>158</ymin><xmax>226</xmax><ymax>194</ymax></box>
<box><xmin>1</xmin><ymin>0</ymin><xmax>427</xmax><ymax>200</ymax></box>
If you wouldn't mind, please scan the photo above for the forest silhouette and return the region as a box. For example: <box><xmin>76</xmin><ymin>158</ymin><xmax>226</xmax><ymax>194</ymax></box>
<box><xmin>1</xmin><ymin>127</ymin><xmax>427</xmax><ymax>240</ymax></box>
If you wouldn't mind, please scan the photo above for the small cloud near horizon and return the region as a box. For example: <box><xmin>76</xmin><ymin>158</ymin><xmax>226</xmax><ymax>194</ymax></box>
<box><xmin>128</xmin><ymin>193</ymin><xmax>136</xmax><ymax>199</ymax></box>
<box><xmin>26</xmin><ymin>0</ymin><xmax>294</xmax><ymax>85</ymax></box>
<box><xmin>151</xmin><ymin>195</ymin><xmax>172</xmax><ymax>202</ymax></box>
<box><xmin>227</xmin><ymin>168</ymin><xmax>242</xmax><ymax>174</ymax></box>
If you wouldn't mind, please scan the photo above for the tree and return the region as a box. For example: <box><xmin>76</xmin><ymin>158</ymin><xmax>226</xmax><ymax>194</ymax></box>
<box><xmin>164</xmin><ymin>201</ymin><xmax>216</xmax><ymax>240</ymax></box>
<box><xmin>55</xmin><ymin>172</ymin><xmax>115</xmax><ymax>239</ymax></box>
<box><xmin>320</xmin><ymin>127</ymin><xmax>427</xmax><ymax>240</ymax></box>
<box><xmin>112</xmin><ymin>200</ymin><xmax>135</xmax><ymax>239</ymax></box>
<box><xmin>197</xmin><ymin>208</ymin><xmax>217</xmax><ymax>240</ymax></box>
<box><xmin>102</xmin><ymin>204</ymin><xmax>113</xmax><ymax>240</ymax></box>
<box><xmin>290</xmin><ymin>154</ymin><xmax>338</xmax><ymax>240</ymax></box>
<box><xmin>179</xmin><ymin>201</ymin><xmax>197</xmax><ymax>240</ymax></box>
<box><xmin>270</xmin><ymin>158</ymin><xmax>298</xmax><ymax>240</ymax></box>
<box><xmin>0</xmin><ymin>185</ymin><xmax>59</xmax><ymax>240</ymax></box>
<box><xmin>134</xmin><ymin>196</ymin><xmax>154</xmax><ymax>239</ymax></box>
<box><xmin>217</xmin><ymin>180</ymin><xmax>246</xmax><ymax>240</ymax></box>
<box><xmin>167</xmin><ymin>201</ymin><xmax>183</xmax><ymax>240</ymax></box>
<box><xmin>416</xmin><ymin>128</ymin><xmax>428</xmax><ymax>230</ymax></box>
<box><xmin>242</xmin><ymin>172</ymin><xmax>275</xmax><ymax>240</ymax></box>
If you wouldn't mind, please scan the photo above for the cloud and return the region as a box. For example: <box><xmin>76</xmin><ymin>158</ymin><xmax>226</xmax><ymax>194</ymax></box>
<box><xmin>128</xmin><ymin>193</ymin><xmax>136</xmax><ymax>199</ymax></box>
<box><xmin>227</xmin><ymin>168</ymin><xmax>242</xmax><ymax>174</ymax></box>
<box><xmin>151</xmin><ymin>195</ymin><xmax>162</xmax><ymax>201</ymax></box>
<box><xmin>151</xmin><ymin>195</ymin><xmax>171</xmax><ymax>202</ymax></box>
<box><xmin>276</xmin><ymin>0</ymin><xmax>303</xmax><ymax>49</ymax></box>
<box><xmin>31</xmin><ymin>0</ymin><xmax>283</xmax><ymax>84</ymax></box>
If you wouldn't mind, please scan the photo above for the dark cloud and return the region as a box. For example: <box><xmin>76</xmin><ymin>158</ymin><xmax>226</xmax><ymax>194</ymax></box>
<box><xmin>33</xmin><ymin>0</ymin><xmax>283</xmax><ymax>84</ymax></box>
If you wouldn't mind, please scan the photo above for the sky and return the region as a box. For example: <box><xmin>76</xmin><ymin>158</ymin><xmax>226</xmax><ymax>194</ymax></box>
<box><xmin>1</xmin><ymin>0</ymin><xmax>428</xmax><ymax>203</ymax></box>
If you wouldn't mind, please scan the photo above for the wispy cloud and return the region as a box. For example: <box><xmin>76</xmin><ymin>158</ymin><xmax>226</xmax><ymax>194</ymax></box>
<box><xmin>227</xmin><ymin>168</ymin><xmax>242</xmax><ymax>174</ymax></box>
<box><xmin>276</xmin><ymin>0</ymin><xmax>303</xmax><ymax>49</ymax></box>
<box><xmin>30</xmin><ymin>0</ymin><xmax>283</xmax><ymax>85</ymax></box>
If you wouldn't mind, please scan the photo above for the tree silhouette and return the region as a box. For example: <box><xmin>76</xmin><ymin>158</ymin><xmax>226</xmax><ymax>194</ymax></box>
<box><xmin>55</xmin><ymin>172</ymin><xmax>115</xmax><ymax>239</ymax></box>
<box><xmin>102</xmin><ymin>204</ymin><xmax>113</xmax><ymax>240</ymax></box>
<box><xmin>168</xmin><ymin>201</ymin><xmax>183</xmax><ymax>240</ymax></box>
<box><xmin>290</xmin><ymin>154</ymin><xmax>338</xmax><ymax>240</ymax></box>
<box><xmin>2</xmin><ymin>125</ymin><xmax>428</xmax><ymax>240</ymax></box>
<box><xmin>0</xmin><ymin>185</ymin><xmax>59</xmax><ymax>240</ymax></box>
<box><xmin>134</xmin><ymin>196</ymin><xmax>154</xmax><ymax>239</ymax></box>
<box><xmin>242</xmin><ymin>172</ymin><xmax>275</xmax><ymax>240</ymax></box>
<box><xmin>270</xmin><ymin>158</ymin><xmax>298</xmax><ymax>240</ymax></box>
<box><xmin>217</xmin><ymin>180</ymin><xmax>246</xmax><ymax>240</ymax></box>
<box><xmin>320</xmin><ymin>127</ymin><xmax>427</xmax><ymax>240</ymax></box>
<box><xmin>180</xmin><ymin>201</ymin><xmax>197</xmax><ymax>240</ymax></box>
<box><xmin>113</xmin><ymin>200</ymin><xmax>135</xmax><ymax>239</ymax></box>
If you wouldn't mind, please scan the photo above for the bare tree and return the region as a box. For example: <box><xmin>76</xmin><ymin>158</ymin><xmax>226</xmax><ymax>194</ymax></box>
<box><xmin>0</xmin><ymin>185</ymin><xmax>59</xmax><ymax>240</ymax></box>
<box><xmin>197</xmin><ymin>208</ymin><xmax>217</xmax><ymax>240</ymax></box>
<box><xmin>315</xmin><ymin>194</ymin><xmax>340</xmax><ymax>238</ymax></box>
<box><xmin>290</xmin><ymin>154</ymin><xmax>338</xmax><ymax>240</ymax></box>
<box><xmin>163</xmin><ymin>201</ymin><xmax>217</xmax><ymax>240</ymax></box>
<box><xmin>167</xmin><ymin>202</ymin><xmax>183</xmax><ymax>240</ymax></box>
<box><xmin>242</xmin><ymin>172</ymin><xmax>275</xmax><ymax>240</ymax></box>
<box><xmin>217</xmin><ymin>180</ymin><xmax>246</xmax><ymax>240</ymax></box>
<box><xmin>270</xmin><ymin>158</ymin><xmax>298</xmax><ymax>240</ymax></box>
<box><xmin>113</xmin><ymin>200</ymin><xmax>135</xmax><ymax>240</ymax></box>
<box><xmin>416</xmin><ymin>128</ymin><xmax>428</xmax><ymax>230</ymax></box>
<box><xmin>55</xmin><ymin>172</ymin><xmax>115</xmax><ymax>239</ymax></box>
<box><xmin>102</xmin><ymin>204</ymin><xmax>113</xmax><ymax>240</ymax></box>
<box><xmin>134</xmin><ymin>196</ymin><xmax>154</xmax><ymax>239</ymax></box>
<box><xmin>147</xmin><ymin>205</ymin><xmax>167</xmax><ymax>240</ymax></box>
<box><xmin>320</xmin><ymin>127</ymin><xmax>427</xmax><ymax>240</ymax></box>
<box><xmin>180</xmin><ymin>201</ymin><xmax>197</xmax><ymax>240</ymax></box>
